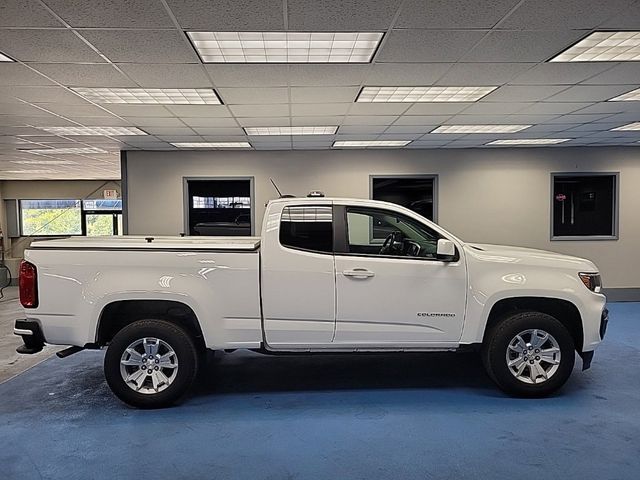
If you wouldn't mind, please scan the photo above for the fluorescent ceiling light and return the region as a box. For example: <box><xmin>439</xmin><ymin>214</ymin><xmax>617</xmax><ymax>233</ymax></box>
<box><xmin>20</xmin><ymin>147</ymin><xmax>108</xmax><ymax>154</ymax></box>
<box><xmin>333</xmin><ymin>140</ymin><xmax>412</xmax><ymax>147</ymax></box>
<box><xmin>187</xmin><ymin>31</ymin><xmax>383</xmax><ymax>63</ymax></box>
<box><xmin>0</xmin><ymin>52</ymin><xmax>13</xmax><ymax>62</ymax></box>
<box><xmin>171</xmin><ymin>142</ymin><xmax>251</xmax><ymax>148</ymax></box>
<box><xmin>431</xmin><ymin>125</ymin><xmax>532</xmax><ymax>134</ymax></box>
<box><xmin>550</xmin><ymin>31</ymin><xmax>640</xmax><ymax>62</ymax></box>
<box><xmin>609</xmin><ymin>87</ymin><xmax>640</xmax><ymax>101</ymax></box>
<box><xmin>610</xmin><ymin>122</ymin><xmax>640</xmax><ymax>131</ymax></box>
<box><xmin>38</xmin><ymin>126</ymin><xmax>147</xmax><ymax>136</ymax></box>
<box><xmin>71</xmin><ymin>87</ymin><xmax>221</xmax><ymax>105</ymax></box>
<box><xmin>245</xmin><ymin>126</ymin><xmax>338</xmax><ymax>135</ymax></box>
<box><xmin>486</xmin><ymin>139</ymin><xmax>571</xmax><ymax>146</ymax></box>
<box><xmin>357</xmin><ymin>86</ymin><xmax>497</xmax><ymax>103</ymax></box>
<box><xmin>12</xmin><ymin>159</ymin><xmax>78</xmax><ymax>165</ymax></box>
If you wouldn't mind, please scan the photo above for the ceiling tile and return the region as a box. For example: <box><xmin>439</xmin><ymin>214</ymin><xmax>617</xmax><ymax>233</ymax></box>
<box><xmin>461</xmin><ymin>30</ymin><xmax>586</xmax><ymax>62</ymax></box>
<box><xmin>166</xmin><ymin>0</ymin><xmax>284</xmax><ymax>30</ymax></box>
<box><xmin>182</xmin><ymin>117</ymin><xmax>239</xmax><ymax>127</ymax></box>
<box><xmin>30</xmin><ymin>63</ymin><xmax>136</xmax><ymax>87</ymax></box>
<box><xmin>482</xmin><ymin>85</ymin><xmax>569</xmax><ymax>102</ymax></box>
<box><xmin>229</xmin><ymin>104</ymin><xmax>290</xmax><ymax>117</ymax></box>
<box><xmin>0</xmin><ymin>86</ymin><xmax>91</xmax><ymax>104</ymax></box>
<box><xmin>499</xmin><ymin>0</ymin><xmax>634</xmax><ymax>30</ymax></box>
<box><xmin>515</xmin><ymin>102</ymin><xmax>592</xmax><ymax>115</ymax></box>
<box><xmin>0</xmin><ymin>0</ymin><xmax>61</xmax><ymax>27</ymax></box>
<box><xmin>342</xmin><ymin>116</ymin><xmax>398</xmax><ymax>125</ymax></box>
<box><xmin>546</xmin><ymin>113</ymin><xmax>616</xmax><ymax>124</ymax></box>
<box><xmin>288</xmin><ymin>65</ymin><xmax>369</xmax><ymax>86</ymax></box>
<box><xmin>290</xmin><ymin>86</ymin><xmax>359</xmax><ymax>103</ymax></box>
<box><xmin>0</xmin><ymin>29</ymin><xmax>105</xmax><ymax>62</ymax></box>
<box><xmin>290</xmin><ymin>104</ymin><xmax>351</xmax><ymax>116</ymax></box>
<box><xmin>378</xmin><ymin>30</ymin><xmax>485</xmax><ymax>63</ymax></box>
<box><xmin>544</xmin><ymin>85</ymin><xmax>638</xmax><ymax>102</ymax></box>
<box><xmin>384</xmin><ymin>125</ymin><xmax>436</xmax><ymax>134</ymax></box>
<box><xmin>237</xmin><ymin>117</ymin><xmax>289</xmax><ymax>127</ymax></box>
<box><xmin>459</xmin><ymin>102</ymin><xmax>533</xmax><ymax>115</ymax></box>
<box><xmin>118</xmin><ymin>64</ymin><xmax>212</xmax><ymax>88</ymax></box>
<box><xmin>365</xmin><ymin>63</ymin><xmax>452</xmax><ymax>85</ymax></box>
<box><xmin>436</xmin><ymin>62</ymin><xmax>535</xmax><ymax>86</ymax></box>
<box><xmin>62</xmin><ymin>116</ymin><xmax>131</xmax><ymax>126</ymax></box>
<box><xmin>205</xmin><ymin>65</ymin><xmax>289</xmax><ymax>87</ymax></box>
<box><xmin>291</xmin><ymin>116</ymin><xmax>344</xmax><ymax>126</ymax></box>
<box><xmin>44</xmin><ymin>0</ymin><xmax>174</xmax><ymax>28</ymax></box>
<box><xmin>0</xmin><ymin>64</ymin><xmax>55</xmax><ymax>86</ymax></box>
<box><xmin>0</xmin><ymin>103</ymin><xmax>54</xmax><ymax>116</ymax></box>
<box><xmin>218</xmin><ymin>87</ymin><xmax>289</xmax><ymax>105</ymax></box>
<box><xmin>164</xmin><ymin>105</ymin><xmax>231</xmax><ymax>117</ymax></box>
<box><xmin>580</xmin><ymin>64</ymin><xmax>640</xmax><ymax>85</ymax></box>
<box><xmin>348</xmin><ymin>103</ymin><xmax>409</xmax><ymax>115</ymax></box>
<box><xmin>102</xmin><ymin>105</ymin><xmax>172</xmax><ymax>117</ymax></box>
<box><xmin>508</xmin><ymin>63</ymin><xmax>614</xmax><ymax>85</ymax></box>
<box><xmin>195</xmin><ymin>127</ymin><xmax>245</xmax><ymax>136</ymax></box>
<box><xmin>599</xmin><ymin>1</ymin><xmax>640</xmax><ymax>29</ymax></box>
<box><xmin>337</xmin><ymin>125</ymin><xmax>388</xmax><ymax>134</ymax></box>
<box><xmin>122</xmin><ymin>117</ymin><xmax>185</xmax><ymax>127</ymax></box>
<box><xmin>34</xmin><ymin>104</ymin><xmax>116</xmax><ymax>117</ymax></box>
<box><xmin>81</xmin><ymin>30</ymin><xmax>199</xmax><ymax>64</ymax></box>
<box><xmin>392</xmin><ymin>115</ymin><xmax>453</xmax><ymax>125</ymax></box>
<box><xmin>287</xmin><ymin>0</ymin><xmax>401</xmax><ymax>30</ymax></box>
<box><xmin>403</xmin><ymin>103</ymin><xmax>473</xmax><ymax>115</ymax></box>
<box><xmin>396</xmin><ymin>0</ymin><xmax>521</xmax><ymax>28</ymax></box>
<box><xmin>142</xmin><ymin>127</ymin><xmax>197</xmax><ymax>136</ymax></box>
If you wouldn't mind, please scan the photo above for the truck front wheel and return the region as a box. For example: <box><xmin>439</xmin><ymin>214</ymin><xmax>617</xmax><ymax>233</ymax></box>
<box><xmin>482</xmin><ymin>311</ymin><xmax>575</xmax><ymax>397</ymax></box>
<box><xmin>104</xmin><ymin>319</ymin><xmax>199</xmax><ymax>408</ymax></box>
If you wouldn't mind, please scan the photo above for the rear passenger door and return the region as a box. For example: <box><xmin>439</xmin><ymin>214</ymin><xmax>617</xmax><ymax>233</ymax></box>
<box><xmin>261</xmin><ymin>201</ymin><xmax>336</xmax><ymax>346</ymax></box>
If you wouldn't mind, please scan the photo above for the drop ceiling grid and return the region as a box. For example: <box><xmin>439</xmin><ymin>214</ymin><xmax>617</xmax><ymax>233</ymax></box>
<box><xmin>0</xmin><ymin>0</ymin><xmax>638</xmax><ymax>178</ymax></box>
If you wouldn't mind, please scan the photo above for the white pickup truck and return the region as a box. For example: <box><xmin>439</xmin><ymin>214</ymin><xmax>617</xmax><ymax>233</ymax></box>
<box><xmin>15</xmin><ymin>195</ymin><xmax>608</xmax><ymax>408</ymax></box>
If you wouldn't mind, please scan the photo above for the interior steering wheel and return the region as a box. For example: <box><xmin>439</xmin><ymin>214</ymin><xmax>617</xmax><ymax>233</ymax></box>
<box><xmin>380</xmin><ymin>231</ymin><xmax>402</xmax><ymax>255</ymax></box>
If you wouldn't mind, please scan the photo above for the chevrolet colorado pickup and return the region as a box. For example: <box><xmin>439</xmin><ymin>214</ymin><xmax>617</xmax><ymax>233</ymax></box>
<box><xmin>15</xmin><ymin>196</ymin><xmax>608</xmax><ymax>408</ymax></box>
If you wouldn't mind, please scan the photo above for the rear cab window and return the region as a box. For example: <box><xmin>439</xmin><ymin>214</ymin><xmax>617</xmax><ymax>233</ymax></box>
<box><xmin>279</xmin><ymin>205</ymin><xmax>333</xmax><ymax>253</ymax></box>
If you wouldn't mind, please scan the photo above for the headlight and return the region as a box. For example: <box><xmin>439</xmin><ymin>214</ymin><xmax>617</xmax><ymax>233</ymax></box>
<box><xmin>579</xmin><ymin>272</ymin><xmax>602</xmax><ymax>293</ymax></box>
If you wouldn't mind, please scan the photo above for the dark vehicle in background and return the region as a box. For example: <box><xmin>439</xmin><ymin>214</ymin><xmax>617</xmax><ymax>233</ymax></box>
<box><xmin>194</xmin><ymin>214</ymin><xmax>251</xmax><ymax>236</ymax></box>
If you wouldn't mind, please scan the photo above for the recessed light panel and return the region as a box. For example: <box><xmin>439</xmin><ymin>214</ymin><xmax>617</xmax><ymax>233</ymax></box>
<box><xmin>39</xmin><ymin>126</ymin><xmax>147</xmax><ymax>136</ymax></box>
<box><xmin>187</xmin><ymin>31</ymin><xmax>383</xmax><ymax>63</ymax></box>
<box><xmin>20</xmin><ymin>147</ymin><xmax>108</xmax><ymax>154</ymax></box>
<box><xmin>171</xmin><ymin>142</ymin><xmax>251</xmax><ymax>148</ymax></box>
<box><xmin>431</xmin><ymin>125</ymin><xmax>532</xmax><ymax>134</ymax></box>
<box><xmin>609</xmin><ymin>87</ymin><xmax>640</xmax><ymax>101</ymax></box>
<box><xmin>71</xmin><ymin>87</ymin><xmax>222</xmax><ymax>105</ymax></box>
<box><xmin>332</xmin><ymin>140</ymin><xmax>412</xmax><ymax>147</ymax></box>
<box><xmin>357</xmin><ymin>86</ymin><xmax>497</xmax><ymax>103</ymax></box>
<box><xmin>244</xmin><ymin>126</ymin><xmax>338</xmax><ymax>135</ymax></box>
<box><xmin>0</xmin><ymin>52</ymin><xmax>13</xmax><ymax>62</ymax></box>
<box><xmin>486</xmin><ymin>139</ymin><xmax>571</xmax><ymax>146</ymax></box>
<box><xmin>550</xmin><ymin>31</ymin><xmax>640</xmax><ymax>62</ymax></box>
<box><xmin>611</xmin><ymin>122</ymin><xmax>640</xmax><ymax>131</ymax></box>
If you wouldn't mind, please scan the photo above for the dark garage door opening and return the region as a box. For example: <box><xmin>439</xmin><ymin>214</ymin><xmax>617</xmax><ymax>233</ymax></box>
<box><xmin>186</xmin><ymin>179</ymin><xmax>252</xmax><ymax>236</ymax></box>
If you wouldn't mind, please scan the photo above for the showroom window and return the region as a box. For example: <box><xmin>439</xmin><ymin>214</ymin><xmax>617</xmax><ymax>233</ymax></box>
<box><xmin>371</xmin><ymin>176</ymin><xmax>437</xmax><ymax>240</ymax></box>
<box><xmin>280</xmin><ymin>206</ymin><xmax>333</xmax><ymax>253</ymax></box>
<box><xmin>551</xmin><ymin>173</ymin><xmax>618</xmax><ymax>240</ymax></box>
<box><xmin>20</xmin><ymin>199</ymin><xmax>123</xmax><ymax>237</ymax></box>
<box><xmin>345</xmin><ymin>207</ymin><xmax>440</xmax><ymax>259</ymax></box>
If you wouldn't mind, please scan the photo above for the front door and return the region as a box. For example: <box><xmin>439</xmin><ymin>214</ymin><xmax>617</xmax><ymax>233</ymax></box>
<box><xmin>334</xmin><ymin>206</ymin><xmax>466</xmax><ymax>346</ymax></box>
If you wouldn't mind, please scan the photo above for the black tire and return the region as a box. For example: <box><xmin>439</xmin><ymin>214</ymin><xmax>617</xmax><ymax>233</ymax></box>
<box><xmin>482</xmin><ymin>311</ymin><xmax>575</xmax><ymax>398</ymax></box>
<box><xmin>104</xmin><ymin>319</ymin><xmax>199</xmax><ymax>409</ymax></box>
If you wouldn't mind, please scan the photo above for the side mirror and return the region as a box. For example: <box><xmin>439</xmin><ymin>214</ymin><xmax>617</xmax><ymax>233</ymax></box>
<box><xmin>436</xmin><ymin>239</ymin><xmax>456</xmax><ymax>261</ymax></box>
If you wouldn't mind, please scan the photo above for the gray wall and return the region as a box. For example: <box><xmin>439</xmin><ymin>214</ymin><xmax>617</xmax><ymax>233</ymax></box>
<box><xmin>125</xmin><ymin>147</ymin><xmax>640</xmax><ymax>288</ymax></box>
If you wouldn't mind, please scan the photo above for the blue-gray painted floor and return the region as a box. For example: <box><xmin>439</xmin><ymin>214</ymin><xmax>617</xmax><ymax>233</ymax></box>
<box><xmin>1</xmin><ymin>304</ymin><xmax>639</xmax><ymax>480</ymax></box>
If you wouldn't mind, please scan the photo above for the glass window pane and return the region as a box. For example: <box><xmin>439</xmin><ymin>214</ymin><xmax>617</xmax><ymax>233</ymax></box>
<box><xmin>82</xmin><ymin>199</ymin><xmax>122</xmax><ymax>211</ymax></box>
<box><xmin>192</xmin><ymin>196</ymin><xmax>250</xmax><ymax>209</ymax></box>
<box><xmin>371</xmin><ymin>177</ymin><xmax>435</xmax><ymax>231</ymax></box>
<box><xmin>552</xmin><ymin>175</ymin><xmax>616</xmax><ymax>238</ymax></box>
<box><xmin>279</xmin><ymin>206</ymin><xmax>333</xmax><ymax>253</ymax></box>
<box><xmin>86</xmin><ymin>214</ymin><xmax>115</xmax><ymax>236</ymax></box>
<box><xmin>20</xmin><ymin>200</ymin><xmax>82</xmax><ymax>236</ymax></box>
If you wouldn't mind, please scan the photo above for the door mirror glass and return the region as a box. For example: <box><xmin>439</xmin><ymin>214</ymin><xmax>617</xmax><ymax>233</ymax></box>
<box><xmin>436</xmin><ymin>239</ymin><xmax>456</xmax><ymax>260</ymax></box>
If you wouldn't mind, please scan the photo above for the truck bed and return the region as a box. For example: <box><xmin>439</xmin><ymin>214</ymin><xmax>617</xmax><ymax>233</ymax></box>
<box><xmin>29</xmin><ymin>235</ymin><xmax>261</xmax><ymax>251</ymax></box>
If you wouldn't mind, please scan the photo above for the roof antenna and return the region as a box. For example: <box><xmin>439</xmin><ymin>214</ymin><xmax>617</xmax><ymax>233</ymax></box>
<box><xmin>269</xmin><ymin>178</ymin><xmax>296</xmax><ymax>199</ymax></box>
<box><xmin>270</xmin><ymin>178</ymin><xmax>283</xmax><ymax>198</ymax></box>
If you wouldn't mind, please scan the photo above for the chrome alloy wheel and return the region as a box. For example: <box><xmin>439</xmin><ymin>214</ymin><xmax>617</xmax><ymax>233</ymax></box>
<box><xmin>506</xmin><ymin>329</ymin><xmax>561</xmax><ymax>385</ymax></box>
<box><xmin>119</xmin><ymin>337</ymin><xmax>179</xmax><ymax>394</ymax></box>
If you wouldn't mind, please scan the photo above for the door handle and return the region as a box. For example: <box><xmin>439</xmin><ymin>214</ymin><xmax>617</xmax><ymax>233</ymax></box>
<box><xmin>342</xmin><ymin>268</ymin><xmax>375</xmax><ymax>279</ymax></box>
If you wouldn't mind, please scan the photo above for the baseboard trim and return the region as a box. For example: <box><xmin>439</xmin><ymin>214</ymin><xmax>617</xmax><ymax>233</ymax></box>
<box><xmin>602</xmin><ymin>288</ymin><xmax>640</xmax><ymax>302</ymax></box>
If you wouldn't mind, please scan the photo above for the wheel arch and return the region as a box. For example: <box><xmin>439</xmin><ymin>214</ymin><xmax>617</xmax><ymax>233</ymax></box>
<box><xmin>483</xmin><ymin>297</ymin><xmax>584</xmax><ymax>352</ymax></box>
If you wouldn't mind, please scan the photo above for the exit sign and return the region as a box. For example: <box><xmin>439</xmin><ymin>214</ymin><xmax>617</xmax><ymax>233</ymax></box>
<box><xmin>103</xmin><ymin>189</ymin><xmax>118</xmax><ymax>199</ymax></box>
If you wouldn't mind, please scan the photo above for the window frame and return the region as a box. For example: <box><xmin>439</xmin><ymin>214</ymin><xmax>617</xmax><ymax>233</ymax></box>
<box><xmin>278</xmin><ymin>204</ymin><xmax>336</xmax><ymax>255</ymax></box>
<box><xmin>550</xmin><ymin>172</ymin><xmax>619</xmax><ymax>241</ymax></box>
<box><xmin>334</xmin><ymin>204</ymin><xmax>454</xmax><ymax>263</ymax></box>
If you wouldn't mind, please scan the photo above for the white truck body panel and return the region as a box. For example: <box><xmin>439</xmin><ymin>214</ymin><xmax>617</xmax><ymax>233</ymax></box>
<box><xmin>21</xmin><ymin>197</ymin><xmax>606</xmax><ymax>355</ymax></box>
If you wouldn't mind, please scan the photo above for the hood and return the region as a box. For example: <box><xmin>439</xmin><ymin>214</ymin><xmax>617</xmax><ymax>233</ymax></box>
<box><xmin>464</xmin><ymin>243</ymin><xmax>598</xmax><ymax>272</ymax></box>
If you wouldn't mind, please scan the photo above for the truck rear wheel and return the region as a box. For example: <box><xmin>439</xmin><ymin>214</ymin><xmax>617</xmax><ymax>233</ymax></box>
<box><xmin>104</xmin><ymin>319</ymin><xmax>199</xmax><ymax>408</ymax></box>
<box><xmin>482</xmin><ymin>311</ymin><xmax>575</xmax><ymax>397</ymax></box>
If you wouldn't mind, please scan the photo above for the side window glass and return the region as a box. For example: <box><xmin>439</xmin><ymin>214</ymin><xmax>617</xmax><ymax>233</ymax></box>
<box><xmin>346</xmin><ymin>208</ymin><xmax>439</xmax><ymax>259</ymax></box>
<box><xmin>280</xmin><ymin>206</ymin><xmax>333</xmax><ymax>253</ymax></box>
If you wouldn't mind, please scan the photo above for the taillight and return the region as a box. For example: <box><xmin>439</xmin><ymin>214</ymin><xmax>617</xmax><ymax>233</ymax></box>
<box><xmin>19</xmin><ymin>260</ymin><xmax>38</xmax><ymax>308</ymax></box>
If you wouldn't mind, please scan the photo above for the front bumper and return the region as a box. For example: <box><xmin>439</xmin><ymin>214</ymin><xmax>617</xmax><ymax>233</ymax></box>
<box><xmin>14</xmin><ymin>319</ymin><xmax>45</xmax><ymax>354</ymax></box>
<box><xmin>580</xmin><ymin>307</ymin><xmax>608</xmax><ymax>371</ymax></box>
